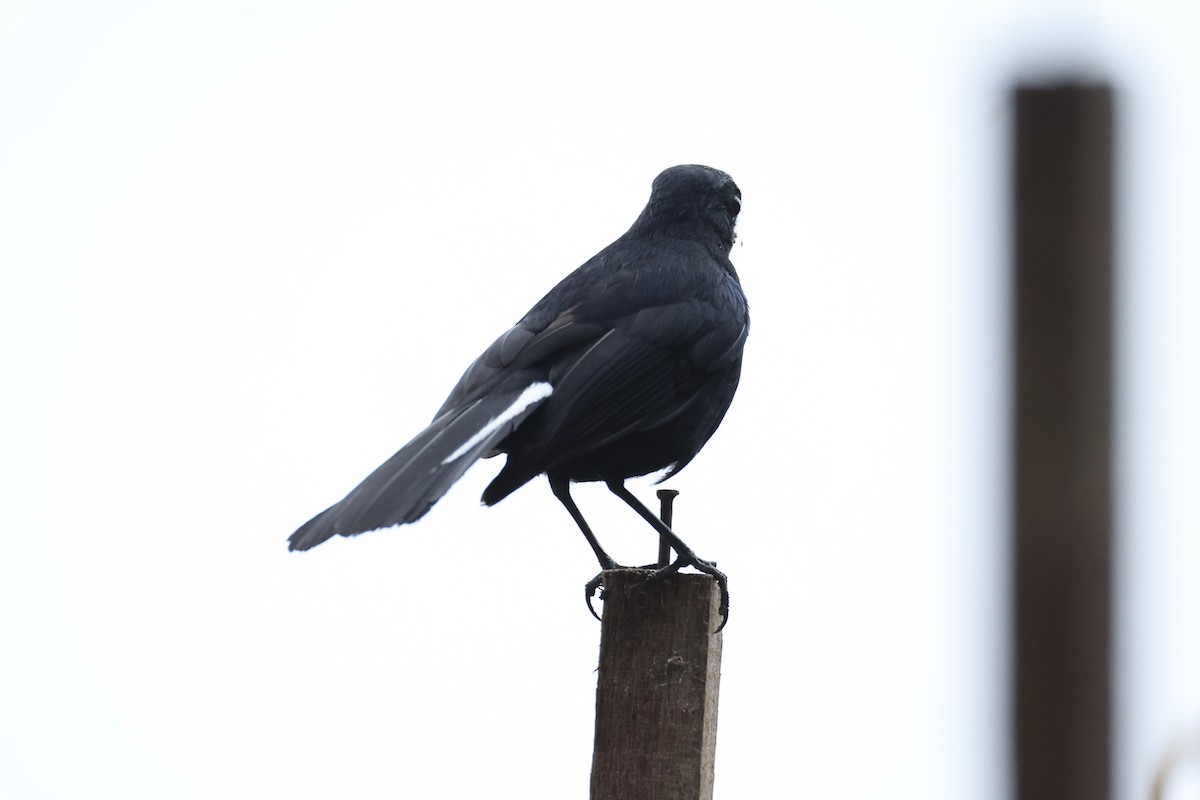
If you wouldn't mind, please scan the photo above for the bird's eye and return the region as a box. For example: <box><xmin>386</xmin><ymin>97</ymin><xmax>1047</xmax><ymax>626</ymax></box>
<box><xmin>726</xmin><ymin>196</ymin><xmax>741</xmax><ymax>217</ymax></box>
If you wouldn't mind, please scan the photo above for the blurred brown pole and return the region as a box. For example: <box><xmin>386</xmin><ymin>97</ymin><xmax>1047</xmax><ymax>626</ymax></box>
<box><xmin>1012</xmin><ymin>83</ymin><xmax>1114</xmax><ymax>800</ymax></box>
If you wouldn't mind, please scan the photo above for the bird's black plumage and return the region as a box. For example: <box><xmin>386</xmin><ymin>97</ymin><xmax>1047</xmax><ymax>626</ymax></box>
<box><xmin>289</xmin><ymin>164</ymin><xmax>749</xmax><ymax>625</ymax></box>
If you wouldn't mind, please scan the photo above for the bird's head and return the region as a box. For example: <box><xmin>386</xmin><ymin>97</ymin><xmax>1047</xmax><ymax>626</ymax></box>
<box><xmin>632</xmin><ymin>165</ymin><xmax>742</xmax><ymax>253</ymax></box>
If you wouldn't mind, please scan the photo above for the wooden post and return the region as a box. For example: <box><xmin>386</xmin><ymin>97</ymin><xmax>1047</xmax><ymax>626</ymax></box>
<box><xmin>1012</xmin><ymin>82</ymin><xmax>1114</xmax><ymax>800</ymax></box>
<box><xmin>590</xmin><ymin>570</ymin><xmax>723</xmax><ymax>800</ymax></box>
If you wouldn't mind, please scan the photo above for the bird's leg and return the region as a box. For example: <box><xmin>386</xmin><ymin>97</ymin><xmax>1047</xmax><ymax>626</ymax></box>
<box><xmin>549</xmin><ymin>474</ymin><xmax>619</xmax><ymax>621</ymax></box>
<box><xmin>550</xmin><ymin>474</ymin><xmax>619</xmax><ymax>570</ymax></box>
<box><xmin>606</xmin><ymin>479</ymin><xmax>730</xmax><ymax>631</ymax></box>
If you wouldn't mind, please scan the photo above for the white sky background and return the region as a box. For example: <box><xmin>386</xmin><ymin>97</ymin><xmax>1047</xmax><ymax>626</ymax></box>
<box><xmin>2</xmin><ymin>0</ymin><xmax>1197</xmax><ymax>798</ymax></box>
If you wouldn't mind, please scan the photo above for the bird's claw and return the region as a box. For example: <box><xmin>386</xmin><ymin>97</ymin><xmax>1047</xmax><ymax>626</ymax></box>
<box><xmin>642</xmin><ymin>556</ymin><xmax>730</xmax><ymax>631</ymax></box>
<box><xmin>585</xmin><ymin>572</ymin><xmax>605</xmax><ymax>621</ymax></box>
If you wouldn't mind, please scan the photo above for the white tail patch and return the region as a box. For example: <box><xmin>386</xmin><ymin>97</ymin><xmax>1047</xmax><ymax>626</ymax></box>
<box><xmin>441</xmin><ymin>382</ymin><xmax>553</xmax><ymax>464</ymax></box>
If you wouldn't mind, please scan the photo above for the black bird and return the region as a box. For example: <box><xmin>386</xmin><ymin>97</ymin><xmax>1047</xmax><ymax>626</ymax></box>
<box><xmin>289</xmin><ymin>164</ymin><xmax>749</xmax><ymax>627</ymax></box>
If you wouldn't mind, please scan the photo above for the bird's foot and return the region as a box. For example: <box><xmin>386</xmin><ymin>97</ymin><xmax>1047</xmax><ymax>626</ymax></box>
<box><xmin>584</xmin><ymin>554</ymin><xmax>624</xmax><ymax>621</ymax></box>
<box><xmin>642</xmin><ymin>554</ymin><xmax>730</xmax><ymax>631</ymax></box>
<box><xmin>584</xmin><ymin>558</ymin><xmax>729</xmax><ymax>631</ymax></box>
<box><xmin>584</xmin><ymin>572</ymin><xmax>605</xmax><ymax>621</ymax></box>
<box><xmin>584</xmin><ymin>564</ymin><xmax>657</xmax><ymax>621</ymax></box>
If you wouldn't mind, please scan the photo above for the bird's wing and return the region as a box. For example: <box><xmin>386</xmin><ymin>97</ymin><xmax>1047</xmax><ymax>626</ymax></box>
<box><xmin>433</xmin><ymin>308</ymin><xmax>605</xmax><ymax>418</ymax></box>
<box><xmin>516</xmin><ymin>295</ymin><xmax>748</xmax><ymax>466</ymax></box>
<box><xmin>438</xmin><ymin>252</ymin><xmax>746</xmax><ymax>415</ymax></box>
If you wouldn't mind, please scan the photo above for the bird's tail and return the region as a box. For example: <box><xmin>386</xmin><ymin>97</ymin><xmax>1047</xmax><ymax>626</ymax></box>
<box><xmin>288</xmin><ymin>381</ymin><xmax>553</xmax><ymax>551</ymax></box>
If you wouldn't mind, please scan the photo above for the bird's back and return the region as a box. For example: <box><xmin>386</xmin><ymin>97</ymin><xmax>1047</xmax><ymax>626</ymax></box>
<box><xmin>479</xmin><ymin>230</ymin><xmax>749</xmax><ymax>504</ymax></box>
